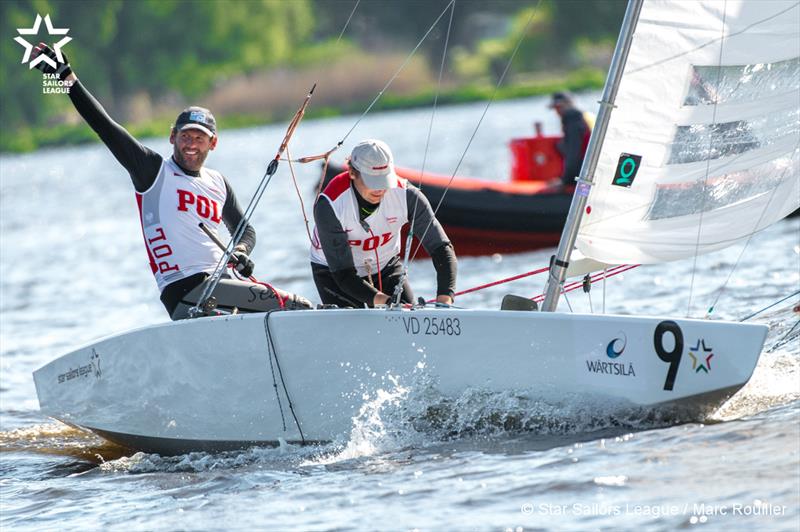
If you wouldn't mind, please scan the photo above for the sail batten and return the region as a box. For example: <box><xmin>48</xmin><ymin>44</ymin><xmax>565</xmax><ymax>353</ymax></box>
<box><xmin>576</xmin><ymin>0</ymin><xmax>800</xmax><ymax>265</ymax></box>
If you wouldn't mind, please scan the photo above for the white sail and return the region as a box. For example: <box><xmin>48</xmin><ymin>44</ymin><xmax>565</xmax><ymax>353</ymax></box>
<box><xmin>577</xmin><ymin>0</ymin><xmax>800</xmax><ymax>264</ymax></box>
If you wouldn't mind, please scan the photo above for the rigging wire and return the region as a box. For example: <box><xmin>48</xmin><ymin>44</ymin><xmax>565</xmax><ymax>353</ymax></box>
<box><xmin>291</xmin><ymin>0</ymin><xmax>456</xmax><ymax>205</ymax></box>
<box><xmin>772</xmin><ymin>319</ymin><xmax>800</xmax><ymax>351</ymax></box>
<box><xmin>392</xmin><ymin>0</ymin><xmax>456</xmax><ymax>306</ymax></box>
<box><xmin>191</xmin><ymin>85</ymin><xmax>316</xmax><ymax>315</ymax></box>
<box><xmin>704</xmin><ymin>140</ymin><xmax>800</xmax><ymax>318</ymax></box>
<box><xmin>687</xmin><ymin>0</ymin><xmax>729</xmax><ymax>318</ymax></box>
<box><xmin>562</xmin><ymin>289</ymin><xmax>574</xmax><ymax>313</ymax></box>
<box><xmin>739</xmin><ymin>289</ymin><xmax>800</xmax><ymax>322</ymax></box>
<box><xmin>336</xmin><ymin>0</ymin><xmax>361</xmax><ymax>43</ymax></box>
<box><xmin>409</xmin><ymin>0</ymin><xmax>544</xmax><ymax>261</ymax></box>
<box><xmin>338</xmin><ymin>0</ymin><xmax>456</xmax><ymax>148</ymax></box>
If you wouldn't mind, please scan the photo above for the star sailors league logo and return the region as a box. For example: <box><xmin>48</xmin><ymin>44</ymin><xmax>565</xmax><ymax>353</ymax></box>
<box><xmin>14</xmin><ymin>14</ymin><xmax>72</xmax><ymax>93</ymax></box>
<box><xmin>14</xmin><ymin>14</ymin><xmax>71</xmax><ymax>68</ymax></box>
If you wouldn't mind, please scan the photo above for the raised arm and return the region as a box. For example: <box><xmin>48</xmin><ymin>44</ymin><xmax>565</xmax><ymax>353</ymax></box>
<box><xmin>32</xmin><ymin>43</ymin><xmax>162</xmax><ymax>193</ymax></box>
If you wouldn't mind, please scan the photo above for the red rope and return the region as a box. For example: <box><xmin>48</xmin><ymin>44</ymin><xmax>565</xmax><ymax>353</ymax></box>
<box><xmin>422</xmin><ymin>263</ymin><xmax>639</xmax><ymax>306</ymax></box>
<box><xmin>454</xmin><ymin>266</ymin><xmax>549</xmax><ymax>298</ymax></box>
<box><xmin>250</xmin><ymin>277</ymin><xmax>286</xmax><ymax>309</ymax></box>
<box><xmin>532</xmin><ymin>264</ymin><xmax>639</xmax><ymax>303</ymax></box>
<box><xmin>426</xmin><ymin>266</ymin><xmax>549</xmax><ymax>303</ymax></box>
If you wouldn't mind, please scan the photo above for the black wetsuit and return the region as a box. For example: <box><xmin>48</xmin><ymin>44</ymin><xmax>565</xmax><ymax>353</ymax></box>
<box><xmin>66</xmin><ymin>80</ymin><xmax>255</xmax><ymax>315</ymax></box>
<box><xmin>312</xmin><ymin>181</ymin><xmax>456</xmax><ymax>308</ymax></box>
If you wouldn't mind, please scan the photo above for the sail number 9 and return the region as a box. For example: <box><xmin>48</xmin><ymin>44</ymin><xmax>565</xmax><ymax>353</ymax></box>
<box><xmin>653</xmin><ymin>321</ymin><xmax>684</xmax><ymax>391</ymax></box>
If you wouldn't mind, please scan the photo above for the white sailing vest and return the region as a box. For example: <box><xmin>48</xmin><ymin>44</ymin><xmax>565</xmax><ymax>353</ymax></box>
<box><xmin>310</xmin><ymin>173</ymin><xmax>408</xmax><ymax>276</ymax></box>
<box><xmin>136</xmin><ymin>158</ymin><xmax>227</xmax><ymax>291</ymax></box>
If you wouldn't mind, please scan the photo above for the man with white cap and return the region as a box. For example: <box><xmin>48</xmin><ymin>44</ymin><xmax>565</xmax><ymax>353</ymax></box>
<box><xmin>30</xmin><ymin>43</ymin><xmax>312</xmax><ymax>319</ymax></box>
<box><xmin>310</xmin><ymin>139</ymin><xmax>457</xmax><ymax>307</ymax></box>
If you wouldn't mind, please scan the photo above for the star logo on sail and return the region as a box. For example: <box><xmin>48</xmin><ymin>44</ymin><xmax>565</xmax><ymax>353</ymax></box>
<box><xmin>688</xmin><ymin>339</ymin><xmax>713</xmax><ymax>373</ymax></box>
<box><xmin>13</xmin><ymin>14</ymin><xmax>71</xmax><ymax>70</ymax></box>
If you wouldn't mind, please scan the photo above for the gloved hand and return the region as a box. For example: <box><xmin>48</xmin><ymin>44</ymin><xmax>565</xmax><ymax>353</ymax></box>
<box><xmin>31</xmin><ymin>42</ymin><xmax>72</xmax><ymax>80</ymax></box>
<box><xmin>286</xmin><ymin>294</ymin><xmax>314</xmax><ymax>310</ymax></box>
<box><xmin>230</xmin><ymin>251</ymin><xmax>254</xmax><ymax>277</ymax></box>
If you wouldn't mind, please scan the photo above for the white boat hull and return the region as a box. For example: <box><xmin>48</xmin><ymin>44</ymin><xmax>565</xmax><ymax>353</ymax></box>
<box><xmin>33</xmin><ymin>308</ymin><xmax>767</xmax><ymax>454</ymax></box>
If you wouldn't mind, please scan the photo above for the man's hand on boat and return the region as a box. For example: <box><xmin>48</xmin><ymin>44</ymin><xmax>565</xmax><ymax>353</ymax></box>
<box><xmin>31</xmin><ymin>42</ymin><xmax>75</xmax><ymax>82</ymax></box>
<box><xmin>230</xmin><ymin>246</ymin><xmax>255</xmax><ymax>278</ymax></box>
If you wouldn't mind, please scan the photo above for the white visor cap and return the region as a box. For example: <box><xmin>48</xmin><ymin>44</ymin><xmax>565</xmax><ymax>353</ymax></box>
<box><xmin>350</xmin><ymin>139</ymin><xmax>399</xmax><ymax>190</ymax></box>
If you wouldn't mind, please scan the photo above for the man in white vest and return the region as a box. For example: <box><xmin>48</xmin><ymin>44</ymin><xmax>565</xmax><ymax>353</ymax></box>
<box><xmin>311</xmin><ymin>139</ymin><xmax>457</xmax><ymax>307</ymax></box>
<box><xmin>31</xmin><ymin>43</ymin><xmax>312</xmax><ymax>319</ymax></box>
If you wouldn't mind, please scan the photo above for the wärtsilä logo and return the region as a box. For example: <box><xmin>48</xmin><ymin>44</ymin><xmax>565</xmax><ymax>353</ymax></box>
<box><xmin>586</xmin><ymin>359</ymin><xmax>636</xmax><ymax>377</ymax></box>
<box><xmin>606</xmin><ymin>333</ymin><xmax>627</xmax><ymax>358</ymax></box>
<box><xmin>587</xmin><ymin>332</ymin><xmax>635</xmax><ymax>377</ymax></box>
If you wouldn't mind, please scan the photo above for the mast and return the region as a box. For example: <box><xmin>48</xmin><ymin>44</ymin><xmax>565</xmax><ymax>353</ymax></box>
<box><xmin>541</xmin><ymin>0</ymin><xmax>644</xmax><ymax>312</ymax></box>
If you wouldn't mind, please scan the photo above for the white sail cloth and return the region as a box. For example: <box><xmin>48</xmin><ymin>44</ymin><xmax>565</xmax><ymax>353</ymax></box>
<box><xmin>577</xmin><ymin>0</ymin><xmax>800</xmax><ymax>264</ymax></box>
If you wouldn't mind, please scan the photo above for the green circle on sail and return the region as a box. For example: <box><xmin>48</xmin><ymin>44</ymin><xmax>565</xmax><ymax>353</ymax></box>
<box><xmin>620</xmin><ymin>157</ymin><xmax>636</xmax><ymax>179</ymax></box>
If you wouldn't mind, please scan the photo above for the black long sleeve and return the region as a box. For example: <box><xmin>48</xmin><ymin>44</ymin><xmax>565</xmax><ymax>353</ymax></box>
<box><xmin>332</xmin><ymin>266</ymin><xmax>380</xmax><ymax>304</ymax></box>
<box><xmin>68</xmin><ymin>79</ymin><xmax>162</xmax><ymax>192</ymax></box>
<box><xmin>406</xmin><ymin>187</ymin><xmax>456</xmax><ymax>298</ymax></box>
<box><xmin>430</xmin><ymin>243</ymin><xmax>456</xmax><ymax>298</ymax></box>
<box><xmin>559</xmin><ymin>109</ymin><xmax>589</xmax><ymax>185</ymax></box>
